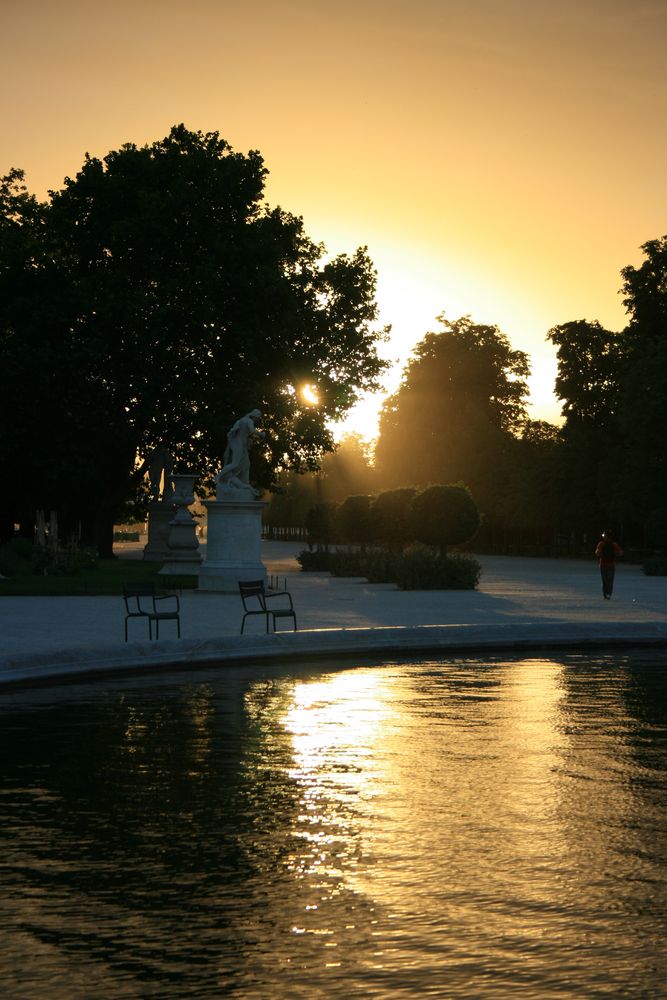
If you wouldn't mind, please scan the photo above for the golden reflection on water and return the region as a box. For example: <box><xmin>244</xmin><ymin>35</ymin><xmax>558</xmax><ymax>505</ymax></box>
<box><xmin>282</xmin><ymin>672</ymin><xmax>391</xmax><ymax>875</ymax></box>
<box><xmin>2</xmin><ymin>656</ymin><xmax>667</xmax><ymax>998</ymax></box>
<box><xmin>275</xmin><ymin>660</ymin><xmax>602</xmax><ymax>948</ymax></box>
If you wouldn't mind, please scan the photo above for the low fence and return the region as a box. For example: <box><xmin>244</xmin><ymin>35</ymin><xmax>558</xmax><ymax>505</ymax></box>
<box><xmin>263</xmin><ymin>526</ymin><xmax>309</xmax><ymax>542</ymax></box>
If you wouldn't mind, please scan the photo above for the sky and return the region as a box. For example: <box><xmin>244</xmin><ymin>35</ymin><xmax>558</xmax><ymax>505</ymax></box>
<box><xmin>2</xmin><ymin>0</ymin><xmax>666</xmax><ymax>438</ymax></box>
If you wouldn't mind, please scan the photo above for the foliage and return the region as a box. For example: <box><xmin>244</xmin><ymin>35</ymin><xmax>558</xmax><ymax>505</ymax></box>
<box><xmin>304</xmin><ymin>502</ymin><xmax>339</xmax><ymax>549</ymax></box>
<box><xmin>0</xmin><ymin>537</ymin><xmax>33</xmax><ymax>576</ymax></box>
<box><xmin>645</xmin><ymin>508</ymin><xmax>667</xmax><ymax>549</ymax></box>
<box><xmin>621</xmin><ymin>236</ymin><xmax>667</xmax><ymax>345</ymax></box>
<box><xmin>317</xmin><ymin>433</ymin><xmax>376</xmax><ymax>501</ymax></box>
<box><xmin>296</xmin><ymin>549</ymin><xmax>333</xmax><ymax>571</ymax></box>
<box><xmin>295</xmin><ymin>544</ymin><xmax>480</xmax><ymax>589</ymax></box>
<box><xmin>374</xmin><ymin>315</ymin><xmax>529</xmax><ymax>515</ymax></box>
<box><xmin>409</xmin><ymin>484</ymin><xmax>481</xmax><ymax>556</ymax></box>
<box><xmin>0</xmin><ymin>126</ymin><xmax>387</xmax><ymax>554</ymax></box>
<box><xmin>546</xmin><ymin>236</ymin><xmax>667</xmax><ymax>543</ymax></box>
<box><xmin>642</xmin><ymin>557</ymin><xmax>667</xmax><ymax>576</ymax></box>
<box><xmin>264</xmin><ymin>433</ymin><xmax>377</xmax><ymax>531</ymax></box>
<box><xmin>335</xmin><ymin>494</ymin><xmax>377</xmax><ymax>548</ymax></box>
<box><xmin>391</xmin><ymin>548</ymin><xmax>480</xmax><ymax>590</ymax></box>
<box><xmin>548</xmin><ymin>320</ymin><xmax>623</xmax><ymax>425</ymax></box>
<box><xmin>372</xmin><ymin>488</ymin><xmax>417</xmax><ymax>549</ymax></box>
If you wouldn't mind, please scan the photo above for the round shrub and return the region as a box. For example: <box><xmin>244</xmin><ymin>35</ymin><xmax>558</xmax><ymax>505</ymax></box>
<box><xmin>372</xmin><ymin>488</ymin><xmax>417</xmax><ymax>549</ymax></box>
<box><xmin>335</xmin><ymin>495</ymin><xmax>376</xmax><ymax>548</ymax></box>
<box><xmin>409</xmin><ymin>484</ymin><xmax>480</xmax><ymax>556</ymax></box>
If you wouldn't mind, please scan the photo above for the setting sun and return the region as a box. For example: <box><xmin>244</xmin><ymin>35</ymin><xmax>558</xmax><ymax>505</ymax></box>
<box><xmin>301</xmin><ymin>384</ymin><xmax>319</xmax><ymax>406</ymax></box>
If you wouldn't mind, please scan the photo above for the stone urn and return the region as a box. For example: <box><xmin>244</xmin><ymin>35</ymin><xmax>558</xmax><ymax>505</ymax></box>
<box><xmin>159</xmin><ymin>474</ymin><xmax>202</xmax><ymax>576</ymax></box>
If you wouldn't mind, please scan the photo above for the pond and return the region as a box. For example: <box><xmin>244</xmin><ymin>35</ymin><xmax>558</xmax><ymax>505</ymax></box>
<box><xmin>1</xmin><ymin>653</ymin><xmax>667</xmax><ymax>998</ymax></box>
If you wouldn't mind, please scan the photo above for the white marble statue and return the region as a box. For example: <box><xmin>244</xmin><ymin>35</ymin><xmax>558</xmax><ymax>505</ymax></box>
<box><xmin>215</xmin><ymin>409</ymin><xmax>264</xmax><ymax>497</ymax></box>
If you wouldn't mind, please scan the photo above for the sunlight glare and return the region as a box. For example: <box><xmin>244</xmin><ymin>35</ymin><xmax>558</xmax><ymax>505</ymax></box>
<box><xmin>301</xmin><ymin>383</ymin><xmax>319</xmax><ymax>406</ymax></box>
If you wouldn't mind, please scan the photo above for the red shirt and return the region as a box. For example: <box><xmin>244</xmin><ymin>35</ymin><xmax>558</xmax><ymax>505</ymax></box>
<box><xmin>595</xmin><ymin>540</ymin><xmax>622</xmax><ymax>566</ymax></box>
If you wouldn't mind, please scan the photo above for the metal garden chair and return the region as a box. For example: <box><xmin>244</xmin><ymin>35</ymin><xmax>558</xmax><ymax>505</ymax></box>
<box><xmin>123</xmin><ymin>582</ymin><xmax>181</xmax><ymax>641</ymax></box>
<box><xmin>238</xmin><ymin>579</ymin><xmax>297</xmax><ymax>634</ymax></box>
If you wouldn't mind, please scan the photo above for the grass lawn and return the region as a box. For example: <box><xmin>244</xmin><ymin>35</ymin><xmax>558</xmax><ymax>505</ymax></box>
<box><xmin>0</xmin><ymin>557</ymin><xmax>198</xmax><ymax>596</ymax></box>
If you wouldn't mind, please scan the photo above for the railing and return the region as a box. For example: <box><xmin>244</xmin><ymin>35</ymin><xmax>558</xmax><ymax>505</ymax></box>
<box><xmin>263</xmin><ymin>526</ymin><xmax>309</xmax><ymax>541</ymax></box>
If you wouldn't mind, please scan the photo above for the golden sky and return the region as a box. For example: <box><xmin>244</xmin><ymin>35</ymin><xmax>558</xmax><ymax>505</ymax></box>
<box><xmin>2</xmin><ymin>0</ymin><xmax>666</xmax><ymax>435</ymax></box>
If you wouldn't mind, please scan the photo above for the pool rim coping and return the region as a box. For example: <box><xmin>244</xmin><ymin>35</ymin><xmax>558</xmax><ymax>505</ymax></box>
<box><xmin>3</xmin><ymin>620</ymin><xmax>667</xmax><ymax>690</ymax></box>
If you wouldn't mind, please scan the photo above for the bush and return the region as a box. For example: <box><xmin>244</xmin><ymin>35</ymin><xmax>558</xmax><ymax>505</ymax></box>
<box><xmin>31</xmin><ymin>542</ymin><xmax>98</xmax><ymax>576</ymax></box>
<box><xmin>335</xmin><ymin>495</ymin><xmax>376</xmax><ymax>548</ymax></box>
<box><xmin>0</xmin><ymin>537</ymin><xmax>33</xmax><ymax>577</ymax></box>
<box><xmin>643</xmin><ymin>556</ymin><xmax>667</xmax><ymax>576</ymax></box>
<box><xmin>329</xmin><ymin>549</ymin><xmax>370</xmax><ymax>577</ymax></box>
<box><xmin>296</xmin><ymin>544</ymin><xmax>480</xmax><ymax>590</ymax></box>
<box><xmin>392</xmin><ymin>548</ymin><xmax>481</xmax><ymax>590</ymax></box>
<box><xmin>410</xmin><ymin>484</ymin><xmax>480</xmax><ymax>556</ymax></box>
<box><xmin>304</xmin><ymin>502</ymin><xmax>338</xmax><ymax>550</ymax></box>
<box><xmin>113</xmin><ymin>530</ymin><xmax>141</xmax><ymax>541</ymax></box>
<box><xmin>372</xmin><ymin>488</ymin><xmax>417</xmax><ymax>549</ymax></box>
<box><xmin>646</xmin><ymin>509</ymin><xmax>667</xmax><ymax>549</ymax></box>
<box><xmin>296</xmin><ymin>549</ymin><xmax>333</xmax><ymax>571</ymax></box>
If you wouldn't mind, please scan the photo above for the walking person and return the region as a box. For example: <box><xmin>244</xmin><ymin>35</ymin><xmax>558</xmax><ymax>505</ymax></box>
<box><xmin>595</xmin><ymin>531</ymin><xmax>622</xmax><ymax>599</ymax></box>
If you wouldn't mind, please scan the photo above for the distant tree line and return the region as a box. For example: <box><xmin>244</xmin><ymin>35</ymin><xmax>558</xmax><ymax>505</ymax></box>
<box><xmin>2</xmin><ymin>119</ymin><xmax>664</xmax><ymax>562</ymax></box>
<box><xmin>267</xmin><ymin>235</ymin><xmax>667</xmax><ymax>557</ymax></box>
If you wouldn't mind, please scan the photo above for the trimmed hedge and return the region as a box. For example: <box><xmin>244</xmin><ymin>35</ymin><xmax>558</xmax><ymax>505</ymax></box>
<box><xmin>296</xmin><ymin>546</ymin><xmax>481</xmax><ymax>590</ymax></box>
<box><xmin>296</xmin><ymin>550</ymin><xmax>333</xmax><ymax>571</ymax></box>
<box><xmin>643</xmin><ymin>556</ymin><xmax>667</xmax><ymax>576</ymax></box>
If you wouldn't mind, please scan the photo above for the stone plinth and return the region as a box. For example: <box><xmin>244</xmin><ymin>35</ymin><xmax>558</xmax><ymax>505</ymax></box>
<box><xmin>198</xmin><ymin>497</ymin><xmax>267</xmax><ymax>592</ymax></box>
<box><xmin>159</xmin><ymin>474</ymin><xmax>202</xmax><ymax>577</ymax></box>
<box><xmin>143</xmin><ymin>501</ymin><xmax>176</xmax><ymax>560</ymax></box>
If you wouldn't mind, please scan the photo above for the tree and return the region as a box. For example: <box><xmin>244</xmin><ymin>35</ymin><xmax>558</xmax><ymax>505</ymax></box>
<box><xmin>335</xmin><ymin>494</ymin><xmax>376</xmax><ymax>549</ymax></box>
<box><xmin>409</xmin><ymin>484</ymin><xmax>480</xmax><ymax>557</ymax></box>
<box><xmin>546</xmin><ymin>319</ymin><xmax>624</xmax><ymax>538</ymax></box>
<box><xmin>0</xmin><ymin>126</ymin><xmax>387</xmax><ymax>552</ymax></box>
<box><xmin>548</xmin><ymin>320</ymin><xmax>623</xmax><ymax>426</ymax></box>
<box><xmin>0</xmin><ymin>170</ymin><xmax>53</xmax><ymax>542</ymax></box>
<box><xmin>372</xmin><ymin>487</ymin><xmax>417</xmax><ymax>550</ymax></box>
<box><xmin>304</xmin><ymin>502</ymin><xmax>339</xmax><ymax>550</ymax></box>
<box><xmin>547</xmin><ymin>238</ymin><xmax>667</xmax><ymax>542</ymax></box>
<box><xmin>317</xmin><ymin>433</ymin><xmax>376</xmax><ymax>502</ymax></box>
<box><xmin>492</xmin><ymin>420</ymin><xmax>562</xmax><ymax>550</ymax></box>
<box><xmin>374</xmin><ymin>315</ymin><xmax>529</xmax><ymax>514</ymax></box>
<box><xmin>263</xmin><ymin>433</ymin><xmax>376</xmax><ymax>531</ymax></box>
<box><xmin>621</xmin><ymin>235</ymin><xmax>667</xmax><ymax>346</ymax></box>
<box><xmin>617</xmin><ymin>236</ymin><xmax>667</xmax><ymax>528</ymax></box>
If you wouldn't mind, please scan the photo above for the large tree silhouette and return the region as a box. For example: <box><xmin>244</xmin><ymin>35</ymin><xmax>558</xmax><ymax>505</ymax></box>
<box><xmin>374</xmin><ymin>315</ymin><xmax>529</xmax><ymax>514</ymax></box>
<box><xmin>547</xmin><ymin>236</ymin><xmax>667</xmax><ymax>542</ymax></box>
<box><xmin>0</xmin><ymin>127</ymin><xmax>387</xmax><ymax>552</ymax></box>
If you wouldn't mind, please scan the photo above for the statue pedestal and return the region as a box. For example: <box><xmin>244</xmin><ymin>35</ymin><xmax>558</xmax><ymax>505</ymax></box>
<box><xmin>159</xmin><ymin>475</ymin><xmax>202</xmax><ymax>577</ymax></box>
<box><xmin>198</xmin><ymin>497</ymin><xmax>267</xmax><ymax>592</ymax></box>
<box><xmin>143</xmin><ymin>501</ymin><xmax>176</xmax><ymax>560</ymax></box>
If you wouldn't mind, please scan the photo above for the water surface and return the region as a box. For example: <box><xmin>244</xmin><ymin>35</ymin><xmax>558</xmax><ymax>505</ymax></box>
<box><xmin>1</xmin><ymin>653</ymin><xmax>667</xmax><ymax>998</ymax></box>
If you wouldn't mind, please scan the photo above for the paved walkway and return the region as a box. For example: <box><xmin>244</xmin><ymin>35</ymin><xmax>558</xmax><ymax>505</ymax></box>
<box><xmin>2</xmin><ymin>542</ymin><xmax>667</xmax><ymax>687</ymax></box>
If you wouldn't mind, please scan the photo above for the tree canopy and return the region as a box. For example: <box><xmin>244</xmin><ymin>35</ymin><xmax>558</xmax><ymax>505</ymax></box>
<box><xmin>374</xmin><ymin>314</ymin><xmax>529</xmax><ymax>513</ymax></box>
<box><xmin>547</xmin><ymin>235</ymin><xmax>667</xmax><ymax>542</ymax></box>
<box><xmin>0</xmin><ymin>126</ymin><xmax>387</xmax><ymax>551</ymax></box>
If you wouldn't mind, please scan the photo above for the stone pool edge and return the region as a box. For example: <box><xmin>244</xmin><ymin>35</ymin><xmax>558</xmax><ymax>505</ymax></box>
<box><xmin>3</xmin><ymin>621</ymin><xmax>667</xmax><ymax>689</ymax></box>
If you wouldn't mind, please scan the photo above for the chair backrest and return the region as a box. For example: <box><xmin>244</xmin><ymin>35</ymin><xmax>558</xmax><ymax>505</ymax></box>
<box><xmin>123</xmin><ymin>582</ymin><xmax>156</xmax><ymax>614</ymax></box>
<box><xmin>238</xmin><ymin>580</ymin><xmax>267</xmax><ymax>611</ymax></box>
